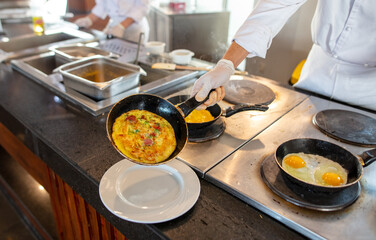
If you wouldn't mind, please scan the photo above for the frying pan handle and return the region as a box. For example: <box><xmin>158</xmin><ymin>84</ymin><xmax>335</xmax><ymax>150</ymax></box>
<box><xmin>223</xmin><ymin>104</ymin><xmax>269</xmax><ymax>118</ymax></box>
<box><xmin>359</xmin><ymin>149</ymin><xmax>376</xmax><ymax>167</ymax></box>
<box><xmin>177</xmin><ymin>89</ymin><xmax>216</xmax><ymax>117</ymax></box>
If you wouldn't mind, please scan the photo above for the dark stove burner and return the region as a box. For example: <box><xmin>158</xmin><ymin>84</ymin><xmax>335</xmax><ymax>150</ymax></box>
<box><xmin>224</xmin><ymin>80</ymin><xmax>275</xmax><ymax>105</ymax></box>
<box><xmin>188</xmin><ymin>118</ymin><xmax>225</xmax><ymax>143</ymax></box>
<box><xmin>260</xmin><ymin>154</ymin><xmax>360</xmax><ymax>211</ymax></box>
<box><xmin>313</xmin><ymin>109</ymin><xmax>376</xmax><ymax>147</ymax></box>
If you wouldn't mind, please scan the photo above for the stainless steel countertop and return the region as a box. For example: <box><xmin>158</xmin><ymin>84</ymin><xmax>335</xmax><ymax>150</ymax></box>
<box><xmin>168</xmin><ymin>75</ymin><xmax>308</xmax><ymax>176</ymax></box>
<box><xmin>205</xmin><ymin>95</ymin><xmax>376</xmax><ymax>240</ymax></box>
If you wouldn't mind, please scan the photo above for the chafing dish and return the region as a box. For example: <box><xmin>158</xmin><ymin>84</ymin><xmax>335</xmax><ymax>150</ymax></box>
<box><xmin>52</xmin><ymin>45</ymin><xmax>118</xmax><ymax>65</ymax></box>
<box><xmin>56</xmin><ymin>55</ymin><xmax>140</xmax><ymax>100</ymax></box>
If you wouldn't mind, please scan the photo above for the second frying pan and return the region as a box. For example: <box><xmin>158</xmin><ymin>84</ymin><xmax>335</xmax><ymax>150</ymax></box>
<box><xmin>167</xmin><ymin>95</ymin><xmax>268</xmax><ymax>130</ymax></box>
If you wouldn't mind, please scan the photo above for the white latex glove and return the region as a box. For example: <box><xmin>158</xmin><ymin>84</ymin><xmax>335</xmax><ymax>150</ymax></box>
<box><xmin>190</xmin><ymin>59</ymin><xmax>235</xmax><ymax>110</ymax></box>
<box><xmin>74</xmin><ymin>16</ymin><xmax>92</xmax><ymax>28</ymax></box>
<box><xmin>104</xmin><ymin>24</ymin><xmax>125</xmax><ymax>38</ymax></box>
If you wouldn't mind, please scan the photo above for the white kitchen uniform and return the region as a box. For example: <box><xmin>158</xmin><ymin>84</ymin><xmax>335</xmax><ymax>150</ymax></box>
<box><xmin>92</xmin><ymin>0</ymin><xmax>150</xmax><ymax>43</ymax></box>
<box><xmin>234</xmin><ymin>0</ymin><xmax>376</xmax><ymax>111</ymax></box>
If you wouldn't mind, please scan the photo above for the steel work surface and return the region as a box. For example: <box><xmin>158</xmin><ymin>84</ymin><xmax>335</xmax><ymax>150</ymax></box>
<box><xmin>169</xmin><ymin>76</ymin><xmax>308</xmax><ymax>176</ymax></box>
<box><xmin>206</xmin><ymin>96</ymin><xmax>376</xmax><ymax>240</ymax></box>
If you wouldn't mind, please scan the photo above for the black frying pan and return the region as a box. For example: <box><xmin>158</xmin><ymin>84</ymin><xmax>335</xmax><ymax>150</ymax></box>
<box><xmin>275</xmin><ymin>138</ymin><xmax>376</xmax><ymax>193</ymax></box>
<box><xmin>106</xmin><ymin>92</ymin><xmax>212</xmax><ymax>165</ymax></box>
<box><xmin>167</xmin><ymin>95</ymin><xmax>269</xmax><ymax>130</ymax></box>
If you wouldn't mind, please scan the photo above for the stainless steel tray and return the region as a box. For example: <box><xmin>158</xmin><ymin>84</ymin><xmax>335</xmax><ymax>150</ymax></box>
<box><xmin>52</xmin><ymin>45</ymin><xmax>118</xmax><ymax>65</ymax></box>
<box><xmin>56</xmin><ymin>55</ymin><xmax>140</xmax><ymax>100</ymax></box>
<box><xmin>0</xmin><ymin>26</ymin><xmax>95</xmax><ymax>62</ymax></box>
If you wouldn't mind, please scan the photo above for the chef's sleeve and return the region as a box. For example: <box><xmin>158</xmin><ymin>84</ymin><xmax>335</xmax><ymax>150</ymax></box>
<box><xmin>233</xmin><ymin>0</ymin><xmax>307</xmax><ymax>58</ymax></box>
<box><xmin>91</xmin><ymin>0</ymin><xmax>108</xmax><ymax>19</ymax></box>
<box><xmin>123</xmin><ymin>0</ymin><xmax>150</xmax><ymax>23</ymax></box>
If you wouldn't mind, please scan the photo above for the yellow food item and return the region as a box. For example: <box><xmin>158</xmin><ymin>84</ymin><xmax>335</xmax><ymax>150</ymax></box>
<box><xmin>112</xmin><ymin>110</ymin><xmax>176</xmax><ymax>164</ymax></box>
<box><xmin>282</xmin><ymin>153</ymin><xmax>348</xmax><ymax>187</ymax></box>
<box><xmin>185</xmin><ymin>109</ymin><xmax>214</xmax><ymax>123</ymax></box>
<box><xmin>314</xmin><ymin>161</ymin><xmax>347</xmax><ymax>187</ymax></box>
<box><xmin>321</xmin><ymin>172</ymin><xmax>344</xmax><ymax>186</ymax></box>
<box><xmin>284</xmin><ymin>155</ymin><xmax>306</xmax><ymax>168</ymax></box>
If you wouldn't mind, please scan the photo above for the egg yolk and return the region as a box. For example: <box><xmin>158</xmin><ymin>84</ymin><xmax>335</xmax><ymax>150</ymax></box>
<box><xmin>322</xmin><ymin>172</ymin><xmax>343</xmax><ymax>186</ymax></box>
<box><xmin>284</xmin><ymin>155</ymin><xmax>306</xmax><ymax>168</ymax></box>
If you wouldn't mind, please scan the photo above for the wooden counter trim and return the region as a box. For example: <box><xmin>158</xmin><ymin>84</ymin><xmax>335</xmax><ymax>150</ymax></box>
<box><xmin>76</xmin><ymin>194</ymin><xmax>92</xmax><ymax>239</ymax></box>
<box><xmin>0</xmin><ymin>122</ymin><xmax>127</xmax><ymax>240</ymax></box>
<box><xmin>47</xmin><ymin>170</ymin><xmax>127</xmax><ymax>240</ymax></box>
<box><xmin>47</xmin><ymin>170</ymin><xmax>65</xmax><ymax>240</ymax></box>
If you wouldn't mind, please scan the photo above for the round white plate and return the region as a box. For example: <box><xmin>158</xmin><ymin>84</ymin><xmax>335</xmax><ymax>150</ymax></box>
<box><xmin>99</xmin><ymin>159</ymin><xmax>200</xmax><ymax>224</ymax></box>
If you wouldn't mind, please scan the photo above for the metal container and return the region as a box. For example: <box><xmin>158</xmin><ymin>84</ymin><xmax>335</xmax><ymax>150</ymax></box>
<box><xmin>56</xmin><ymin>56</ymin><xmax>141</xmax><ymax>100</ymax></box>
<box><xmin>0</xmin><ymin>27</ymin><xmax>96</xmax><ymax>63</ymax></box>
<box><xmin>52</xmin><ymin>45</ymin><xmax>118</xmax><ymax>65</ymax></box>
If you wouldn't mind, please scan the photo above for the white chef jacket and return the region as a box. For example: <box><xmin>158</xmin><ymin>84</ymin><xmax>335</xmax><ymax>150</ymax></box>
<box><xmin>92</xmin><ymin>0</ymin><xmax>150</xmax><ymax>43</ymax></box>
<box><xmin>233</xmin><ymin>0</ymin><xmax>376</xmax><ymax>111</ymax></box>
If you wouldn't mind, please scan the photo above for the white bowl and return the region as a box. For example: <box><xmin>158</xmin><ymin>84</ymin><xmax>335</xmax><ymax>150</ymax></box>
<box><xmin>169</xmin><ymin>49</ymin><xmax>194</xmax><ymax>65</ymax></box>
<box><xmin>145</xmin><ymin>41</ymin><xmax>165</xmax><ymax>55</ymax></box>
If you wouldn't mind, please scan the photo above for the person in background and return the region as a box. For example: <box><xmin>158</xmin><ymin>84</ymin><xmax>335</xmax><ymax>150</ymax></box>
<box><xmin>74</xmin><ymin>0</ymin><xmax>150</xmax><ymax>43</ymax></box>
<box><xmin>191</xmin><ymin>0</ymin><xmax>376</xmax><ymax>112</ymax></box>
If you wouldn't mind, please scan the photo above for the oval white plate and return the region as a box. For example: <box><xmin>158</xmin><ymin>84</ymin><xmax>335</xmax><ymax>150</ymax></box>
<box><xmin>99</xmin><ymin>159</ymin><xmax>200</xmax><ymax>224</ymax></box>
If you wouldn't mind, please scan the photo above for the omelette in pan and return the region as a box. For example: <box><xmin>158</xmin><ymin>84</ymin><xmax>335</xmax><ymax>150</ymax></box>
<box><xmin>112</xmin><ymin>110</ymin><xmax>177</xmax><ymax>164</ymax></box>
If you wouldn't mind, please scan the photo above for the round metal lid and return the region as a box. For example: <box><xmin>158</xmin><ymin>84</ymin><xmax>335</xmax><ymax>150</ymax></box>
<box><xmin>260</xmin><ymin>154</ymin><xmax>360</xmax><ymax>211</ymax></box>
<box><xmin>313</xmin><ymin>109</ymin><xmax>376</xmax><ymax>147</ymax></box>
<box><xmin>224</xmin><ymin>80</ymin><xmax>275</xmax><ymax>105</ymax></box>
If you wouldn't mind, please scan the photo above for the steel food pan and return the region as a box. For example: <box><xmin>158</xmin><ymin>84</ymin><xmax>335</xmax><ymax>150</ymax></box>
<box><xmin>56</xmin><ymin>55</ymin><xmax>140</xmax><ymax>100</ymax></box>
<box><xmin>52</xmin><ymin>45</ymin><xmax>118</xmax><ymax>65</ymax></box>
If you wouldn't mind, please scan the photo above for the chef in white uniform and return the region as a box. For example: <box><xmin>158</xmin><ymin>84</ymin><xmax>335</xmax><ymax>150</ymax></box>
<box><xmin>74</xmin><ymin>0</ymin><xmax>150</xmax><ymax>43</ymax></box>
<box><xmin>191</xmin><ymin>0</ymin><xmax>376</xmax><ymax>112</ymax></box>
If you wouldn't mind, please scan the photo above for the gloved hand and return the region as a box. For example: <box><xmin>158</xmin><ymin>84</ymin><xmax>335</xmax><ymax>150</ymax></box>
<box><xmin>104</xmin><ymin>24</ymin><xmax>125</xmax><ymax>38</ymax></box>
<box><xmin>190</xmin><ymin>59</ymin><xmax>235</xmax><ymax>110</ymax></box>
<box><xmin>74</xmin><ymin>16</ymin><xmax>93</xmax><ymax>28</ymax></box>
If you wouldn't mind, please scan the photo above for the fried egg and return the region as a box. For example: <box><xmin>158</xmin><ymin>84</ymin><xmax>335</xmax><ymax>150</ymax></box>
<box><xmin>282</xmin><ymin>153</ymin><xmax>348</xmax><ymax>187</ymax></box>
